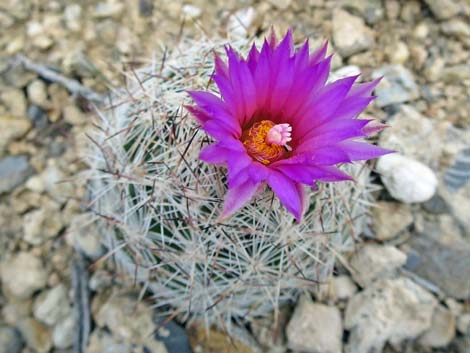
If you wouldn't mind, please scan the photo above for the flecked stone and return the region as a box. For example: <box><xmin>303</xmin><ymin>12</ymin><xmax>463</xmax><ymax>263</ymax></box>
<box><xmin>1</xmin><ymin>88</ymin><xmax>27</xmax><ymax>117</ymax></box>
<box><xmin>286</xmin><ymin>297</ymin><xmax>342</xmax><ymax>353</ymax></box>
<box><xmin>332</xmin><ymin>9</ymin><xmax>374</xmax><ymax>57</ymax></box>
<box><xmin>419</xmin><ymin>305</ymin><xmax>456</xmax><ymax>348</ymax></box>
<box><xmin>379</xmin><ymin>104</ymin><xmax>443</xmax><ymax>167</ymax></box>
<box><xmin>95</xmin><ymin>291</ymin><xmax>156</xmax><ymax>344</ymax></box>
<box><xmin>349</xmin><ymin>244</ymin><xmax>407</xmax><ymax>286</ymax></box>
<box><xmin>372</xmin><ymin>65</ymin><xmax>419</xmax><ymax>106</ymax></box>
<box><xmin>0</xmin><ymin>155</ymin><xmax>34</xmax><ymax>194</ymax></box>
<box><xmin>23</xmin><ymin>202</ymin><xmax>64</xmax><ymax>245</ymax></box>
<box><xmin>345</xmin><ymin>278</ymin><xmax>437</xmax><ymax>353</ymax></box>
<box><xmin>0</xmin><ymin>252</ymin><xmax>48</xmax><ymax>299</ymax></box>
<box><xmin>371</xmin><ymin>202</ymin><xmax>413</xmax><ymax>240</ymax></box>
<box><xmin>330</xmin><ymin>275</ymin><xmax>357</xmax><ymax>301</ymax></box>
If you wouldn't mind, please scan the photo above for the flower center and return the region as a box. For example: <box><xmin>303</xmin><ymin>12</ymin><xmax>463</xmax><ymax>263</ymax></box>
<box><xmin>241</xmin><ymin>120</ymin><xmax>292</xmax><ymax>165</ymax></box>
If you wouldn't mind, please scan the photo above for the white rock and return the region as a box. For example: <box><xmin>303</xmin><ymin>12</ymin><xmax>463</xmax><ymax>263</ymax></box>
<box><xmin>371</xmin><ymin>202</ymin><xmax>413</xmax><ymax>240</ymax></box>
<box><xmin>457</xmin><ymin>313</ymin><xmax>470</xmax><ymax>334</ymax></box>
<box><xmin>0</xmin><ymin>252</ymin><xmax>47</xmax><ymax>299</ymax></box>
<box><xmin>286</xmin><ymin>296</ymin><xmax>342</xmax><ymax>353</ymax></box>
<box><xmin>419</xmin><ymin>305</ymin><xmax>456</xmax><ymax>348</ymax></box>
<box><xmin>332</xmin><ymin>9</ymin><xmax>374</xmax><ymax>57</ymax></box>
<box><xmin>27</xmin><ymin>80</ymin><xmax>49</xmax><ymax>108</ymax></box>
<box><xmin>181</xmin><ymin>4</ymin><xmax>202</xmax><ymax>19</ymax></box>
<box><xmin>377</xmin><ymin>154</ymin><xmax>438</xmax><ymax>203</ymax></box>
<box><xmin>345</xmin><ymin>278</ymin><xmax>437</xmax><ymax>353</ymax></box>
<box><xmin>52</xmin><ymin>315</ymin><xmax>74</xmax><ymax>349</ymax></box>
<box><xmin>227</xmin><ymin>7</ymin><xmax>256</xmax><ymax>40</ymax></box>
<box><xmin>33</xmin><ymin>284</ymin><xmax>71</xmax><ymax>326</ymax></box>
<box><xmin>330</xmin><ymin>275</ymin><xmax>357</xmax><ymax>301</ymax></box>
<box><xmin>64</xmin><ymin>4</ymin><xmax>82</xmax><ymax>32</ymax></box>
<box><xmin>349</xmin><ymin>244</ymin><xmax>407</xmax><ymax>286</ymax></box>
<box><xmin>329</xmin><ymin>65</ymin><xmax>361</xmax><ymax>82</ymax></box>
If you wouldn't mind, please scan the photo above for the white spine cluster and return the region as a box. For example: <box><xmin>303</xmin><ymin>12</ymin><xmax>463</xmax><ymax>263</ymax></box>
<box><xmin>84</xmin><ymin>37</ymin><xmax>375</xmax><ymax>330</ymax></box>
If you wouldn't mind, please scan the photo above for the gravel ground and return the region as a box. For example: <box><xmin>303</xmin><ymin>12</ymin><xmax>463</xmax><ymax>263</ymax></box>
<box><xmin>0</xmin><ymin>1</ymin><xmax>469</xmax><ymax>353</ymax></box>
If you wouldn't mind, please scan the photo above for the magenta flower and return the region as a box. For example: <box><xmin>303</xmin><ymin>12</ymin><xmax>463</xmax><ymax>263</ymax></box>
<box><xmin>188</xmin><ymin>30</ymin><xmax>391</xmax><ymax>221</ymax></box>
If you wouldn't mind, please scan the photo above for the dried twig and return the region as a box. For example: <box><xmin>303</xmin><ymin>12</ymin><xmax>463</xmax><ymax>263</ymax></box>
<box><xmin>14</xmin><ymin>54</ymin><xmax>104</xmax><ymax>103</ymax></box>
<box><xmin>72</xmin><ymin>251</ymin><xmax>91</xmax><ymax>353</ymax></box>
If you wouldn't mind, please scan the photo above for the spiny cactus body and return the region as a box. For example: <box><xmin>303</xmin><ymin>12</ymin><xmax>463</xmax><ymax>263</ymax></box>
<box><xmin>84</xmin><ymin>36</ymin><xmax>376</xmax><ymax>330</ymax></box>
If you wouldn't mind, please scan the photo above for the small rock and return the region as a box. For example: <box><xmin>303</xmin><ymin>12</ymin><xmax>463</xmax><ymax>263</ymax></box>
<box><xmin>423</xmin><ymin>0</ymin><xmax>461</xmax><ymax>20</ymax></box>
<box><xmin>94</xmin><ymin>1</ymin><xmax>124</xmax><ymax>18</ymax></box>
<box><xmin>345</xmin><ymin>278</ymin><xmax>437</xmax><ymax>353</ymax></box>
<box><xmin>0</xmin><ymin>115</ymin><xmax>31</xmax><ymax>152</ymax></box>
<box><xmin>286</xmin><ymin>296</ymin><xmax>342</xmax><ymax>353</ymax></box>
<box><xmin>63</xmin><ymin>104</ymin><xmax>87</xmax><ymax>125</ymax></box>
<box><xmin>0</xmin><ymin>155</ymin><xmax>34</xmax><ymax>194</ymax></box>
<box><xmin>1</xmin><ymin>88</ymin><xmax>27</xmax><ymax>117</ymax></box>
<box><xmin>95</xmin><ymin>291</ymin><xmax>156</xmax><ymax>344</ymax></box>
<box><xmin>23</xmin><ymin>202</ymin><xmax>64</xmax><ymax>245</ymax></box>
<box><xmin>89</xmin><ymin>270</ymin><xmax>113</xmax><ymax>291</ymax></box>
<box><xmin>0</xmin><ymin>252</ymin><xmax>48</xmax><ymax>299</ymax></box>
<box><xmin>441</xmin><ymin>64</ymin><xmax>470</xmax><ymax>83</ymax></box>
<box><xmin>332</xmin><ymin>9</ymin><xmax>374</xmax><ymax>57</ymax></box>
<box><xmin>330</xmin><ymin>65</ymin><xmax>361</xmax><ymax>82</ymax></box>
<box><xmin>227</xmin><ymin>7</ymin><xmax>256</xmax><ymax>40</ymax></box>
<box><xmin>372</xmin><ymin>65</ymin><xmax>419</xmax><ymax>106</ymax></box>
<box><xmin>419</xmin><ymin>305</ymin><xmax>456</xmax><ymax>348</ymax></box>
<box><xmin>330</xmin><ymin>275</ymin><xmax>357</xmax><ymax>301</ymax></box>
<box><xmin>349</xmin><ymin>244</ymin><xmax>407</xmax><ymax>286</ymax></box>
<box><xmin>27</xmin><ymin>80</ymin><xmax>49</xmax><ymax>108</ymax></box>
<box><xmin>444</xmin><ymin>147</ymin><xmax>470</xmax><ymax>191</ymax></box>
<box><xmin>64</xmin><ymin>4</ymin><xmax>82</xmax><ymax>32</ymax></box>
<box><xmin>409</xmin><ymin>234</ymin><xmax>470</xmax><ymax>300</ymax></box>
<box><xmin>0</xmin><ymin>326</ymin><xmax>23</xmax><ymax>353</ymax></box>
<box><xmin>68</xmin><ymin>216</ymin><xmax>104</xmax><ymax>260</ymax></box>
<box><xmin>18</xmin><ymin>318</ymin><xmax>52</xmax><ymax>353</ymax></box>
<box><xmin>441</xmin><ymin>19</ymin><xmax>470</xmax><ymax>39</ymax></box>
<box><xmin>422</xmin><ymin>194</ymin><xmax>449</xmax><ymax>214</ymax></box>
<box><xmin>52</xmin><ymin>315</ymin><xmax>74</xmax><ymax>349</ymax></box>
<box><xmin>33</xmin><ymin>284</ymin><xmax>71</xmax><ymax>326</ymax></box>
<box><xmin>386</xmin><ymin>41</ymin><xmax>410</xmax><ymax>64</ymax></box>
<box><xmin>457</xmin><ymin>313</ymin><xmax>470</xmax><ymax>334</ymax></box>
<box><xmin>27</xmin><ymin>105</ymin><xmax>49</xmax><ymax>130</ymax></box>
<box><xmin>423</xmin><ymin>56</ymin><xmax>445</xmax><ymax>82</ymax></box>
<box><xmin>1</xmin><ymin>298</ymin><xmax>32</xmax><ymax>325</ymax></box>
<box><xmin>377</xmin><ymin>154</ymin><xmax>438</xmax><ymax>203</ymax></box>
<box><xmin>371</xmin><ymin>202</ymin><xmax>413</xmax><ymax>240</ymax></box>
<box><xmin>86</xmin><ymin>329</ymin><xmax>132</xmax><ymax>353</ymax></box>
<box><xmin>181</xmin><ymin>4</ymin><xmax>202</xmax><ymax>19</ymax></box>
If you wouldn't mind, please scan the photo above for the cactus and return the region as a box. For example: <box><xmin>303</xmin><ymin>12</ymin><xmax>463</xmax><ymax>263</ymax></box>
<box><xmin>83</xmin><ymin>36</ymin><xmax>376</xmax><ymax>330</ymax></box>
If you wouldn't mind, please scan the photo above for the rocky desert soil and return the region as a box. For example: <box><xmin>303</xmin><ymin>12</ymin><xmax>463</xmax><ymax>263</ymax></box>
<box><xmin>0</xmin><ymin>1</ymin><xmax>469</xmax><ymax>353</ymax></box>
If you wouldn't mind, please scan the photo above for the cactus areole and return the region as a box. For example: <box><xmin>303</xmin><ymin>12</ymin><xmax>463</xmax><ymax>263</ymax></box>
<box><xmin>188</xmin><ymin>29</ymin><xmax>391</xmax><ymax>222</ymax></box>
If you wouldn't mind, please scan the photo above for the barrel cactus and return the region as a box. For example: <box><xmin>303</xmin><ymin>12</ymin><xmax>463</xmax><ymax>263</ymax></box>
<box><xmin>83</xmin><ymin>31</ymin><xmax>384</xmax><ymax>331</ymax></box>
